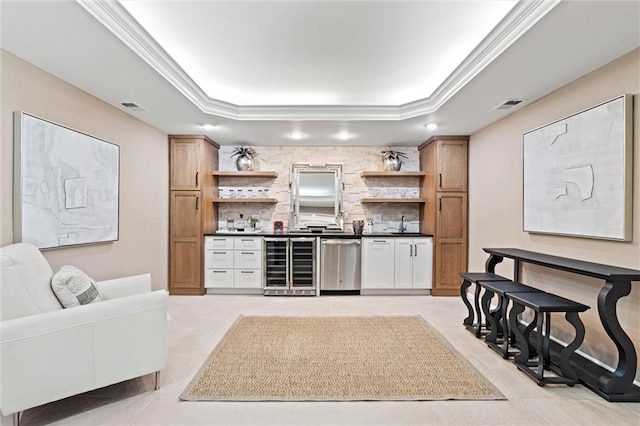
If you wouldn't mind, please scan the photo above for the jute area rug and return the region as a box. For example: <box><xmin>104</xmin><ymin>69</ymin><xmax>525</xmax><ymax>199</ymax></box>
<box><xmin>180</xmin><ymin>315</ymin><xmax>505</xmax><ymax>401</ymax></box>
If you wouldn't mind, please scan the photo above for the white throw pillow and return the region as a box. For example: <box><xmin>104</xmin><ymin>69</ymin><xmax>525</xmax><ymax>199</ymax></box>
<box><xmin>51</xmin><ymin>265</ymin><xmax>102</xmax><ymax>308</ymax></box>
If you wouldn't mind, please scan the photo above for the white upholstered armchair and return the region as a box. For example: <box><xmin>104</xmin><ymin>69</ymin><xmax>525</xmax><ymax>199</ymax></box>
<box><xmin>0</xmin><ymin>243</ymin><xmax>168</xmax><ymax>425</ymax></box>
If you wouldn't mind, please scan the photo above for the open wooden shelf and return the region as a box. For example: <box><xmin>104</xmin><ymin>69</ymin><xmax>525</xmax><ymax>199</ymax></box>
<box><xmin>360</xmin><ymin>171</ymin><xmax>425</xmax><ymax>177</ymax></box>
<box><xmin>361</xmin><ymin>198</ymin><xmax>426</xmax><ymax>204</ymax></box>
<box><xmin>212</xmin><ymin>198</ymin><xmax>278</xmax><ymax>204</ymax></box>
<box><xmin>212</xmin><ymin>171</ymin><xmax>278</xmax><ymax>178</ymax></box>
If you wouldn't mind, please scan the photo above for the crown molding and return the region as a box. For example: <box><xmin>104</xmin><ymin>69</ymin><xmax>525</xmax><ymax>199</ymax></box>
<box><xmin>76</xmin><ymin>0</ymin><xmax>239</xmax><ymax>118</ymax></box>
<box><xmin>400</xmin><ymin>0</ymin><xmax>560</xmax><ymax>119</ymax></box>
<box><xmin>77</xmin><ymin>0</ymin><xmax>559</xmax><ymax>121</ymax></box>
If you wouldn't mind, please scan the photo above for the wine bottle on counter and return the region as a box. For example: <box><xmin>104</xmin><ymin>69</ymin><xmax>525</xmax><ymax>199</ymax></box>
<box><xmin>236</xmin><ymin>214</ymin><xmax>246</xmax><ymax>232</ymax></box>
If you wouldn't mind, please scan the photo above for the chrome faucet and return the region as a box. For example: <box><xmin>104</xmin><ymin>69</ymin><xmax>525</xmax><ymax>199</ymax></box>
<box><xmin>400</xmin><ymin>215</ymin><xmax>406</xmax><ymax>233</ymax></box>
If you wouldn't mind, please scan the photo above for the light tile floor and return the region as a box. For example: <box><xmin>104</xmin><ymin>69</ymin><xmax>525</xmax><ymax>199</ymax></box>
<box><xmin>2</xmin><ymin>295</ymin><xmax>639</xmax><ymax>425</ymax></box>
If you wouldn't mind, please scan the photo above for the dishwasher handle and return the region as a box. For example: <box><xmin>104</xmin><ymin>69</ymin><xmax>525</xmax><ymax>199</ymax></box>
<box><xmin>322</xmin><ymin>240</ymin><xmax>361</xmax><ymax>246</ymax></box>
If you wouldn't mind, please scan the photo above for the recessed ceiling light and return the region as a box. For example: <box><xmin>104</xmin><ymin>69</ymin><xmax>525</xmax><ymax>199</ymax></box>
<box><xmin>200</xmin><ymin>123</ymin><xmax>218</xmax><ymax>129</ymax></box>
<box><xmin>424</xmin><ymin>123</ymin><xmax>438</xmax><ymax>131</ymax></box>
<box><xmin>288</xmin><ymin>131</ymin><xmax>306</xmax><ymax>140</ymax></box>
<box><xmin>336</xmin><ymin>131</ymin><xmax>352</xmax><ymax>140</ymax></box>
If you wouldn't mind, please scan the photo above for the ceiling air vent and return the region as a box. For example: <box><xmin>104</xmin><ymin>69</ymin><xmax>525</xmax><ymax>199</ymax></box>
<box><xmin>494</xmin><ymin>99</ymin><xmax>524</xmax><ymax>110</ymax></box>
<box><xmin>120</xmin><ymin>102</ymin><xmax>146</xmax><ymax>112</ymax></box>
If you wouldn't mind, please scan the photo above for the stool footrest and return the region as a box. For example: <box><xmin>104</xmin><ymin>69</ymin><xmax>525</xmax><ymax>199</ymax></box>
<box><xmin>515</xmin><ymin>362</ymin><xmax>578</xmax><ymax>386</ymax></box>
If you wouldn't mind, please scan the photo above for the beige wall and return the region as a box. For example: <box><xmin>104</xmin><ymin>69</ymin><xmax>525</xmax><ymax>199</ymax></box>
<box><xmin>469</xmin><ymin>48</ymin><xmax>640</xmax><ymax>379</ymax></box>
<box><xmin>1</xmin><ymin>50</ymin><xmax>169</xmax><ymax>290</ymax></box>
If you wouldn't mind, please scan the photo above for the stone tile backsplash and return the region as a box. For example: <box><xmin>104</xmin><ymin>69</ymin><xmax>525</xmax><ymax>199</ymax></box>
<box><xmin>217</xmin><ymin>146</ymin><xmax>421</xmax><ymax>233</ymax></box>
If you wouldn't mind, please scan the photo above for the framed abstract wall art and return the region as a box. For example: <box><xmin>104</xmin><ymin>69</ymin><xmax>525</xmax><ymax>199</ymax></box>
<box><xmin>523</xmin><ymin>94</ymin><xmax>633</xmax><ymax>241</ymax></box>
<box><xmin>14</xmin><ymin>112</ymin><xmax>120</xmax><ymax>249</ymax></box>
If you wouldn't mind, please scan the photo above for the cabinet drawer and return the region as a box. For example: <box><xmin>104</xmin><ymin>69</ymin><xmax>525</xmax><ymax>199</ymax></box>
<box><xmin>234</xmin><ymin>269</ymin><xmax>262</xmax><ymax>288</ymax></box>
<box><xmin>234</xmin><ymin>250</ymin><xmax>262</xmax><ymax>269</ymax></box>
<box><xmin>205</xmin><ymin>237</ymin><xmax>234</xmax><ymax>250</ymax></box>
<box><xmin>234</xmin><ymin>237</ymin><xmax>262</xmax><ymax>251</ymax></box>
<box><xmin>365</xmin><ymin>238</ymin><xmax>394</xmax><ymax>245</ymax></box>
<box><xmin>205</xmin><ymin>250</ymin><xmax>234</xmax><ymax>269</ymax></box>
<box><xmin>204</xmin><ymin>269</ymin><xmax>234</xmax><ymax>288</ymax></box>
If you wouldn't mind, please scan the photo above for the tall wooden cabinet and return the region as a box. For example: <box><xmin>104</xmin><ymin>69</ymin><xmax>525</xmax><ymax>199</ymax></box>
<box><xmin>169</xmin><ymin>135</ymin><xmax>219</xmax><ymax>295</ymax></box>
<box><xmin>419</xmin><ymin>136</ymin><xmax>469</xmax><ymax>296</ymax></box>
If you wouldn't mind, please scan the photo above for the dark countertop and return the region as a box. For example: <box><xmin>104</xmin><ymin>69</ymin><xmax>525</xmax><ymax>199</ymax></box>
<box><xmin>205</xmin><ymin>232</ymin><xmax>433</xmax><ymax>238</ymax></box>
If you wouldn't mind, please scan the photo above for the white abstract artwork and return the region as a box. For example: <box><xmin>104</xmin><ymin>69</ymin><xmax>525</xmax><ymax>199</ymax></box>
<box><xmin>523</xmin><ymin>95</ymin><xmax>633</xmax><ymax>241</ymax></box>
<box><xmin>14</xmin><ymin>112</ymin><xmax>120</xmax><ymax>249</ymax></box>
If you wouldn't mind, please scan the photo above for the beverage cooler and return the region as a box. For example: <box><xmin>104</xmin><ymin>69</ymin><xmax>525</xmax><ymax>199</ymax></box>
<box><xmin>264</xmin><ymin>237</ymin><xmax>316</xmax><ymax>295</ymax></box>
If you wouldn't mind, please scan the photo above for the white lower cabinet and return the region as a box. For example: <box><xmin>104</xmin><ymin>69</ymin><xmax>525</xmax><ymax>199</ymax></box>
<box><xmin>362</xmin><ymin>237</ymin><xmax>432</xmax><ymax>290</ymax></box>
<box><xmin>361</xmin><ymin>238</ymin><xmax>395</xmax><ymax>288</ymax></box>
<box><xmin>394</xmin><ymin>238</ymin><xmax>433</xmax><ymax>289</ymax></box>
<box><xmin>204</xmin><ymin>236</ymin><xmax>263</xmax><ymax>289</ymax></box>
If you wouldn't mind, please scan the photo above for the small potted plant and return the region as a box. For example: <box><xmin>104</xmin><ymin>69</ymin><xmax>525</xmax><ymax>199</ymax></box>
<box><xmin>231</xmin><ymin>146</ymin><xmax>257</xmax><ymax>171</ymax></box>
<box><xmin>380</xmin><ymin>149</ymin><xmax>408</xmax><ymax>171</ymax></box>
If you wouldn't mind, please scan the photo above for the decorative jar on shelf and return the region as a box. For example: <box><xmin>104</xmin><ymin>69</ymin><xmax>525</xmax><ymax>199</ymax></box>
<box><xmin>381</xmin><ymin>150</ymin><xmax>407</xmax><ymax>171</ymax></box>
<box><xmin>236</xmin><ymin>155</ymin><xmax>253</xmax><ymax>171</ymax></box>
<box><xmin>231</xmin><ymin>146</ymin><xmax>257</xmax><ymax>171</ymax></box>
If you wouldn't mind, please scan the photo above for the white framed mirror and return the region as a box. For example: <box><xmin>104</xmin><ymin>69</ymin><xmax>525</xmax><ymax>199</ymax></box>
<box><xmin>290</xmin><ymin>163</ymin><xmax>343</xmax><ymax>230</ymax></box>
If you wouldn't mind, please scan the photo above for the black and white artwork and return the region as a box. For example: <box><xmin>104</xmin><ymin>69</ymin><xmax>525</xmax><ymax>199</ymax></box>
<box><xmin>14</xmin><ymin>112</ymin><xmax>120</xmax><ymax>249</ymax></box>
<box><xmin>523</xmin><ymin>95</ymin><xmax>633</xmax><ymax>241</ymax></box>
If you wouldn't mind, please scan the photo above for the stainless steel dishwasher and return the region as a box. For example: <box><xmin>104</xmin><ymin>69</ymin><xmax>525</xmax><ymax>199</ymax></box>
<box><xmin>320</xmin><ymin>239</ymin><xmax>361</xmax><ymax>291</ymax></box>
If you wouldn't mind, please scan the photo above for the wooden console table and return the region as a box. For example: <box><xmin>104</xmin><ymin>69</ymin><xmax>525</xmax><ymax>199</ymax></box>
<box><xmin>483</xmin><ymin>248</ymin><xmax>640</xmax><ymax>402</ymax></box>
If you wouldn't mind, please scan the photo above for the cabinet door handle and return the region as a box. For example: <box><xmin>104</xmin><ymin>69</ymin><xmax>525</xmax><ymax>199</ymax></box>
<box><xmin>195</xmin><ymin>172</ymin><xmax>199</xmax><ymax>187</ymax></box>
<box><xmin>372</xmin><ymin>240</ymin><xmax>387</xmax><ymax>243</ymax></box>
<box><xmin>196</xmin><ymin>196</ymin><xmax>199</xmax><ymax>210</ymax></box>
<box><xmin>213</xmin><ymin>252</ymin><xmax>226</xmax><ymax>254</ymax></box>
<box><xmin>438</xmin><ymin>173</ymin><xmax>442</xmax><ymax>188</ymax></box>
<box><xmin>415</xmin><ymin>244</ymin><xmax>418</xmax><ymax>256</ymax></box>
<box><xmin>213</xmin><ymin>270</ymin><xmax>226</xmax><ymax>274</ymax></box>
<box><xmin>409</xmin><ymin>245</ymin><xmax>413</xmax><ymax>257</ymax></box>
<box><xmin>241</xmin><ymin>252</ymin><xmax>254</xmax><ymax>255</ymax></box>
<box><xmin>241</xmin><ymin>270</ymin><xmax>255</xmax><ymax>274</ymax></box>
<box><xmin>438</xmin><ymin>198</ymin><xmax>441</xmax><ymax>211</ymax></box>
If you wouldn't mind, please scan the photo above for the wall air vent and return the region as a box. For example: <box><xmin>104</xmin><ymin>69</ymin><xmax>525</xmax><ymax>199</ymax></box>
<box><xmin>120</xmin><ymin>102</ymin><xmax>146</xmax><ymax>112</ymax></box>
<box><xmin>494</xmin><ymin>99</ymin><xmax>524</xmax><ymax>110</ymax></box>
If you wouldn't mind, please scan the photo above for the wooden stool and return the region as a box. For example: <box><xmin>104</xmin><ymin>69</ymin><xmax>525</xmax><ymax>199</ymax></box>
<box><xmin>459</xmin><ymin>272</ymin><xmax>510</xmax><ymax>338</ymax></box>
<box><xmin>478</xmin><ymin>280</ymin><xmax>543</xmax><ymax>359</ymax></box>
<box><xmin>507</xmin><ymin>291</ymin><xmax>590</xmax><ymax>386</ymax></box>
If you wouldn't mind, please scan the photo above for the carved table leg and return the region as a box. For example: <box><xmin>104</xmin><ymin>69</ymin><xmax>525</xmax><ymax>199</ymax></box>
<box><xmin>509</xmin><ymin>306</ymin><xmax>539</xmax><ymax>365</ymax></box>
<box><xmin>482</xmin><ymin>289</ymin><xmax>498</xmax><ymax>342</ymax></box>
<box><xmin>543</xmin><ymin>312</ymin><xmax>551</xmax><ymax>370</ymax></box>
<box><xmin>485</xmin><ymin>254</ymin><xmax>504</xmax><ymax>273</ymax></box>
<box><xmin>491</xmin><ymin>298</ymin><xmax>504</xmax><ymax>339</ymax></box>
<box><xmin>473</xmin><ymin>283</ymin><xmax>483</xmax><ymax>337</ymax></box>
<box><xmin>535</xmin><ymin>312</ymin><xmax>545</xmax><ymax>382</ymax></box>
<box><xmin>500</xmin><ymin>297</ymin><xmax>512</xmax><ymax>358</ymax></box>
<box><xmin>597</xmin><ymin>280</ymin><xmax>637</xmax><ymax>394</ymax></box>
<box><xmin>561</xmin><ymin>311</ymin><xmax>586</xmax><ymax>383</ymax></box>
<box><xmin>509</xmin><ymin>302</ymin><xmax>533</xmax><ymax>365</ymax></box>
<box><xmin>461</xmin><ymin>279</ymin><xmax>474</xmax><ymax>327</ymax></box>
